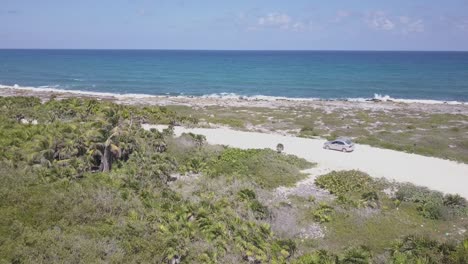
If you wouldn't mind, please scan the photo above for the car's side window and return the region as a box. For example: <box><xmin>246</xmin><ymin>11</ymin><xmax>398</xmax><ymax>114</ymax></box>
<box><xmin>338</xmin><ymin>141</ymin><xmax>344</xmax><ymax>145</ymax></box>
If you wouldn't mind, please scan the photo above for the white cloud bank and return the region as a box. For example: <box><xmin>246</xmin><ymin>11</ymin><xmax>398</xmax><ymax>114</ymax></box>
<box><xmin>365</xmin><ymin>11</ymin><xmax>425</xmax><ymax>34</ymax></box>
<box><xmin>249</xmin><ymin>12</ymin><xmax>316</xmax><ymax>32</ymax></box>
<box><xmin>366</xmin><ymin>11</ymin><xmax>395</xmax><ymax>31</ymax></box>
<box><xmin>245</xmin><ymin>10</ymin><xmax>429</xmax><ymax>35</ymax></box>
<box><xmin>257</xmin><ymin>13</ymin><xmax>292</xmax><ymax>29</ymax></box>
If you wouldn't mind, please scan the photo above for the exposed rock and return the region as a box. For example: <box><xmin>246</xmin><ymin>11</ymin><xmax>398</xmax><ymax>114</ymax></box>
<box><xmin>298</xmin><ymin>223</ymin><xmax>326</xmax><ymax>239</ymax></box>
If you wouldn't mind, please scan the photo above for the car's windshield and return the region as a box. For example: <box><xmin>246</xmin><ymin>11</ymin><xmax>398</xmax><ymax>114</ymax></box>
<box><xmin>345</xmin><ymin>140</ymin><xmax>352</xmax><ymax>145</ymax></box>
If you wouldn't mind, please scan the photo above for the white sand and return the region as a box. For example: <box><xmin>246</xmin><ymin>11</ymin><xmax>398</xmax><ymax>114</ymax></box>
<box><xmin>144</xmin><ymin>125</ymin><xmax>468</xmax><ymax>198</ymax></box>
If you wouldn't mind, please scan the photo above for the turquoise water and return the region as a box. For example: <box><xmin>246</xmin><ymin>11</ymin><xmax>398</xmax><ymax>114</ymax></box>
<box><xmin>1</xmin><ymin>49</ymin><xmax>468</xmax><ymax>102</ymax></box>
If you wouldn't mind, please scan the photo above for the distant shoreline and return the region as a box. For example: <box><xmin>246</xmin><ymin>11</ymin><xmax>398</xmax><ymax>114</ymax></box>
<box><xmin>1</xmin><ymin>84</ymin><xmax>466</xmax><ymax>107</ymax></box>
<box><xmin>1</xmin><ymin>48</ymin><xmax>468</xmax><ymax>52</ymax></box>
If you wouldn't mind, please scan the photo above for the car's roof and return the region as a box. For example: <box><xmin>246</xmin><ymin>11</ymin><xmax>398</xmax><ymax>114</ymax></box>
<box><xmin>330</xmin><ymin>138</ymin><xmax>353</xmax><ymax>144</ymax></box>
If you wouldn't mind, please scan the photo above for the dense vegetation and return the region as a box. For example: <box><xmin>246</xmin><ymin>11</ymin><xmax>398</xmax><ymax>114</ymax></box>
<box><xmin>313</xmin><ymin>171</ymin><xmax>468</xmax><ymax>262</ymax></box>
<box><xmin>0</xmin><ymin>97</ymin><xmax>311</xmax><ymax>263</ymax></box>
<box><xmin>0</xmin><ymin>96</ymin><xmax>467</xmax><ymax>263</ymax></box>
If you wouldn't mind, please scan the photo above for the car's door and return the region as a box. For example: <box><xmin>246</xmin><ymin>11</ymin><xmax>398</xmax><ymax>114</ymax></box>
<box><xmin>330</xmin><ymin>141</ymin><xmax>340</xmax><ymax>150</ymax></box>
<box><xmin>335</xmin><ymin>141</ymin><xmax>345</xmax><ymax>150</ymax></box>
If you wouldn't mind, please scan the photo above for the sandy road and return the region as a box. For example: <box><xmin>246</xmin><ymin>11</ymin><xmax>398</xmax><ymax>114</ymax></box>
<box><xmin>144</xmin><ymin>125</ymin><xmax>468</xmax><ymax>198</ymax></box>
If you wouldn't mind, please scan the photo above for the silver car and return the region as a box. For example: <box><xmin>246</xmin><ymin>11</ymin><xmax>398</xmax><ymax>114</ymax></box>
<box><xmin>323</xmin><ymin>138</ymin><xmax>355</xmax><ymax>152</ymax></box>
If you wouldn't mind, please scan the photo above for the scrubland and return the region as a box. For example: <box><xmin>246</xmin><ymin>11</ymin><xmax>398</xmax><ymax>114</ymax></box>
<box><xmin>0</xmin><ymin>96</ymin><xmax>467</xmax><ymax>263</ymax></box>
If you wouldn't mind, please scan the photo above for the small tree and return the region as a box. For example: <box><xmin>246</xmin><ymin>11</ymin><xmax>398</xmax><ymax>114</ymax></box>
<box><xmin>276</xmin><ymin>143</ymin><xmax>284</xmax><ymax>154</ymax></box>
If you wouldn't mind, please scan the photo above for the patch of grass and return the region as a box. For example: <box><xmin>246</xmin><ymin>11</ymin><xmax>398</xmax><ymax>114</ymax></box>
<box><xmin>299</xmin><ymin>125</ymin><xmax>319</xmax><ymax>138</ymax></box>
<box><xmin>205</xmin><ymin>148</ymin><xmax>314</xmax><ymax>189</ymax></box>
<box><xmin>207</xmin><ymin>117</ymin><xmax>245</xmax><ymax>128</ymax></box>
<box><xmin>390</xmin><ymin>236</ymin><xmax>468</xmax><ymax>263</ymax></box>
<box><xmin>238</xmin><ymin>189</ymin><xmax>269</xmax><ymax>220</ymax></box>
<box><xmin>396</xmin><ymin>184</ymin><xmax>468</xmax><ymax>220</ymax></box>
<box><xmin>321</xmin><ymin>204</ymin><xmax>456</xmax><ymax>253</ymax></box>
<box><xmin>312</xmin><ymin>203</ymin><xmax>334</xmax><ymax>223</ymax></box>
<box><xmin>315</xmin><ymin>170</ymin><xmax>382</xmax><ymax>207</ymax></box>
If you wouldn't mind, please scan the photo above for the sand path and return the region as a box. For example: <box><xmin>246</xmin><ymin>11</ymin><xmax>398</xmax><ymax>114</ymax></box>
<box><xmin>144</xmin><ymin>125</ymin><xmax>468</xmax><ymax>198</ymax></box>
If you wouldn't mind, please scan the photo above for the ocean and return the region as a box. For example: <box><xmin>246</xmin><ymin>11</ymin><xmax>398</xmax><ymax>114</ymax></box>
<box><xmin>1</xmin><ymin>49</ymin><xmax>468</xmax><ymax>103</ymax></box>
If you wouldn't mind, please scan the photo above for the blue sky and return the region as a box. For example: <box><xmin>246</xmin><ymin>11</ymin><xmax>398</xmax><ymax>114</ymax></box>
<box><xmin>1</xmin><ymin>0</ymin><xmax>468</xmax><ymax>50</ymax></box>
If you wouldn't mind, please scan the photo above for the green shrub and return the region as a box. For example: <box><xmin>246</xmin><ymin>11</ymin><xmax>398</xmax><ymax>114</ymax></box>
<box><xmin>360</xmin><ymin>191</ymin><xmax>380</xmax><ymax>209</ymax></box>
<box><xmin>205</xmin><ymin>148</ymin><xmax>314</xmax><ymax>189</ymax></box>
<box><xmin>299</xmin><ymin>126</ymin><xmax>319</xmax><ymax>138</ymax></box>
<box><xmin>312</xmin><ymin>203</ymin><xmax>334</xmax><ymax>223</ymax></box>
<box><xmin>390</xmin><ymin>236</ymin><xmax>468</xmax><ymax>264</ymax></box>
<box><xmin>395</xmin><ymin>184</ymin><xmax>467</xmax><ymax>219</ymax></box>
<box><xmin>238</xmin><ymin>188</ymin><xmax>257</xmax><ymax>201</ymax></box>
<box><xmin>292</xmin><ymin>250</ymin><xmax>339</xmax><ymax>264</ymax></box>
<box><xmin>341</xmin><ymin>246</ymin><xmax>372</xmax><ymax>264</ymax></box>
<box><xmin>237</xmin><ymin>189</ymin><xmax>269</xmax><ymax>220</ymax></box>
<box><xmin>315</xmin><ymin>170</ymin><xmax>380</xmax><ymax>208</ymax></box>
<box><xmin>417</xmin><ymin>201</ymin><xmax>444</xmax><ymax>220</ymax></box>
<box><xmin>443</xmin><ymin>194</ymin><xmax>467</xmax><ymax>208</ymax></box>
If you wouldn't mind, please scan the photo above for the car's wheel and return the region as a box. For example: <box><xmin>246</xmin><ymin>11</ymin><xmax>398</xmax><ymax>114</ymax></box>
<box><xmin>324</xmin><ymin>145</ymin><xmax>329</xmax><ymax>149</ymax></box>
<box><xmin>342</xmin><ymin>148</ymin><xmax>347</xmax><ymax>152</ymax></box>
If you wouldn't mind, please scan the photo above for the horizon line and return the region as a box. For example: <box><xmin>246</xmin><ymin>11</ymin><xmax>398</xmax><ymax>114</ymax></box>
<box><xmin>1</xmin><ymin>48</ymin><xmax>468</xmax><ymax>52</ymax></box>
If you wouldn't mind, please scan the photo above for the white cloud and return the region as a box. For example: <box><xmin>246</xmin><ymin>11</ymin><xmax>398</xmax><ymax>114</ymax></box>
<box><xmin>249</xmin><ymin>12</ymin><xmax>319</xmax><ymax>32</ymax></box>
<box><xmin>365</xmin><ymin>12</ymin><xmax>425</xmax><ymax>34</ymax></box>
<box><xmin>292</xmin><ymin>22</ymin><xmax>306</xmax><ymax>32</ymax></box>
<box><xmin>257</xmin><ymin>13</ymin><xmax>292</xmax><ymax>29</ymax></box>
<box><xmin>366</xmin><ymin>11</ymin><xmax>395</xmax><ymax>31</ymax></box>
<box><xmin>401</xmin><ymin>18</ymin><xmax>424</xmax><ymax>33</ymax></box>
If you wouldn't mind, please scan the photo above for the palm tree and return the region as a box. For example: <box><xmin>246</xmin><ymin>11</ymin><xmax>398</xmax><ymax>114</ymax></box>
<box><xmin>101</xmin><ymin>136</ymin><xmax>121</xmax><ymax>172</ymax></box>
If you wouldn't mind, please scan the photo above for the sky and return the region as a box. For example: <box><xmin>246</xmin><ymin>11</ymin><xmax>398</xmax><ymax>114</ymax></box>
<box><xmin>1</xmin><ymin>0</ymin><xmax>468</xmax><ymax>50</ymax></box>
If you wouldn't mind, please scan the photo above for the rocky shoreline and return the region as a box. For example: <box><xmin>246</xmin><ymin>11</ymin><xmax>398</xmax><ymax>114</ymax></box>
<box><xmin>1</xmin><ymin>86</ymin><xmax>467</xmax><ymax>115</ymax></box>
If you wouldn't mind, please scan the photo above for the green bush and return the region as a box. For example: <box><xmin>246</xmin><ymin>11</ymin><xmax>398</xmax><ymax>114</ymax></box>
<box><xmin>292</xmin><ymin>250</ymin><xmax>339</xmax><ymax>264</ymax></box>
<box><xmin>315</xmin><ymin>170</ymin><xmax>381</xmax><ymax>208</ymax></box>
<box><xmin>205</xmin><ymin>148</ymin><xmax>314</xmax><ymax>189</ymax></box>
<box><xmin>396</xmin><ymin>184</ymin><xmax>467</xmax><ymax>219</ymax></box>
<box><xmin>237</xmin><ymin>189</ymin><xmax>269</xmax><ymax>220</ymax></box>
<box><xmin>299</xmin><ymin>126</ymin><xmax>319</xmax><ymax>138</ymax></box>
<box><xmin>444</xmin><ymin>194</ymin><xmax>467</xmax><ymax>208</ymax></box>
<box><xmin>341</xmin><ymin>246</ymin><xmax>372</xmax><ymax>264</ymax></box>
<box><xmin>390</xmin><ymin>236</ymin><xmax>468</xmax><ymax>264</ymax></box>
<box><xmin>312</xmin><ymin>203</ymin><xmax>334</xmax><ymax>223</ymax></box>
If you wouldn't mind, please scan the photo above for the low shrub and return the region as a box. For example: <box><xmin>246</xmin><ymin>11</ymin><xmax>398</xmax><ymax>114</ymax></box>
<box><xmin>237</xmin><ymin>188</ymin><xmax>269</xmax><ymax>220</ymax></box>
<box><xmin>292</xmin><ymin>246</ymin><xmax>372</xmax><ymax>264</ymax></box>
<box><xmin>390</xmin><ymin>236</ymin><xmax>468</xmax><ymax>264</ymax></box>
<box><xmin>341</xmin><ymin>246</ymin><xmax>372</xmax><ymax>264</ymax></box>
<box><xmin>444</xmin><ymin>194</ymin><xmax>467</xmax><ymax>208</ymax></box>
<box><xmin>315</xmin><ymin>170</ymin><xmax>381</xmax><ymax>208</ymax></box>
<box><xmin>299</xmin><ymin>126</ymin><xmax>319</xmax><ymax>138</ymax></box>
<box><xmin>360</xmin><ymin>191</ymin><xmax>380</xmax><ymax>209</ymax></box>
<box><xmin>312</xmin><ymin>203</ymin><xmax>334</xmax><ymax>223</ymax></box>
<box><xmin>205</xmin><ymin>148</ymin><xmax>314</xmax><ymax>189</ymax></box>
<box><xmin>395</xmin><ymin>184</ymin><xmax>467</xmax><ymax>219</ymax></box>
<box><xmin>292</xmin><ymin>250</ymin><xmax>339</xmax><ymax>264</ymax></box>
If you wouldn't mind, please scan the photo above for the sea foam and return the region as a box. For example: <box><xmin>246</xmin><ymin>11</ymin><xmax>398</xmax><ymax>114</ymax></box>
<box><xmin>0</xmin><ymin>84</ymin><xmax>465</xmax><ymax>105</ymax></box>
